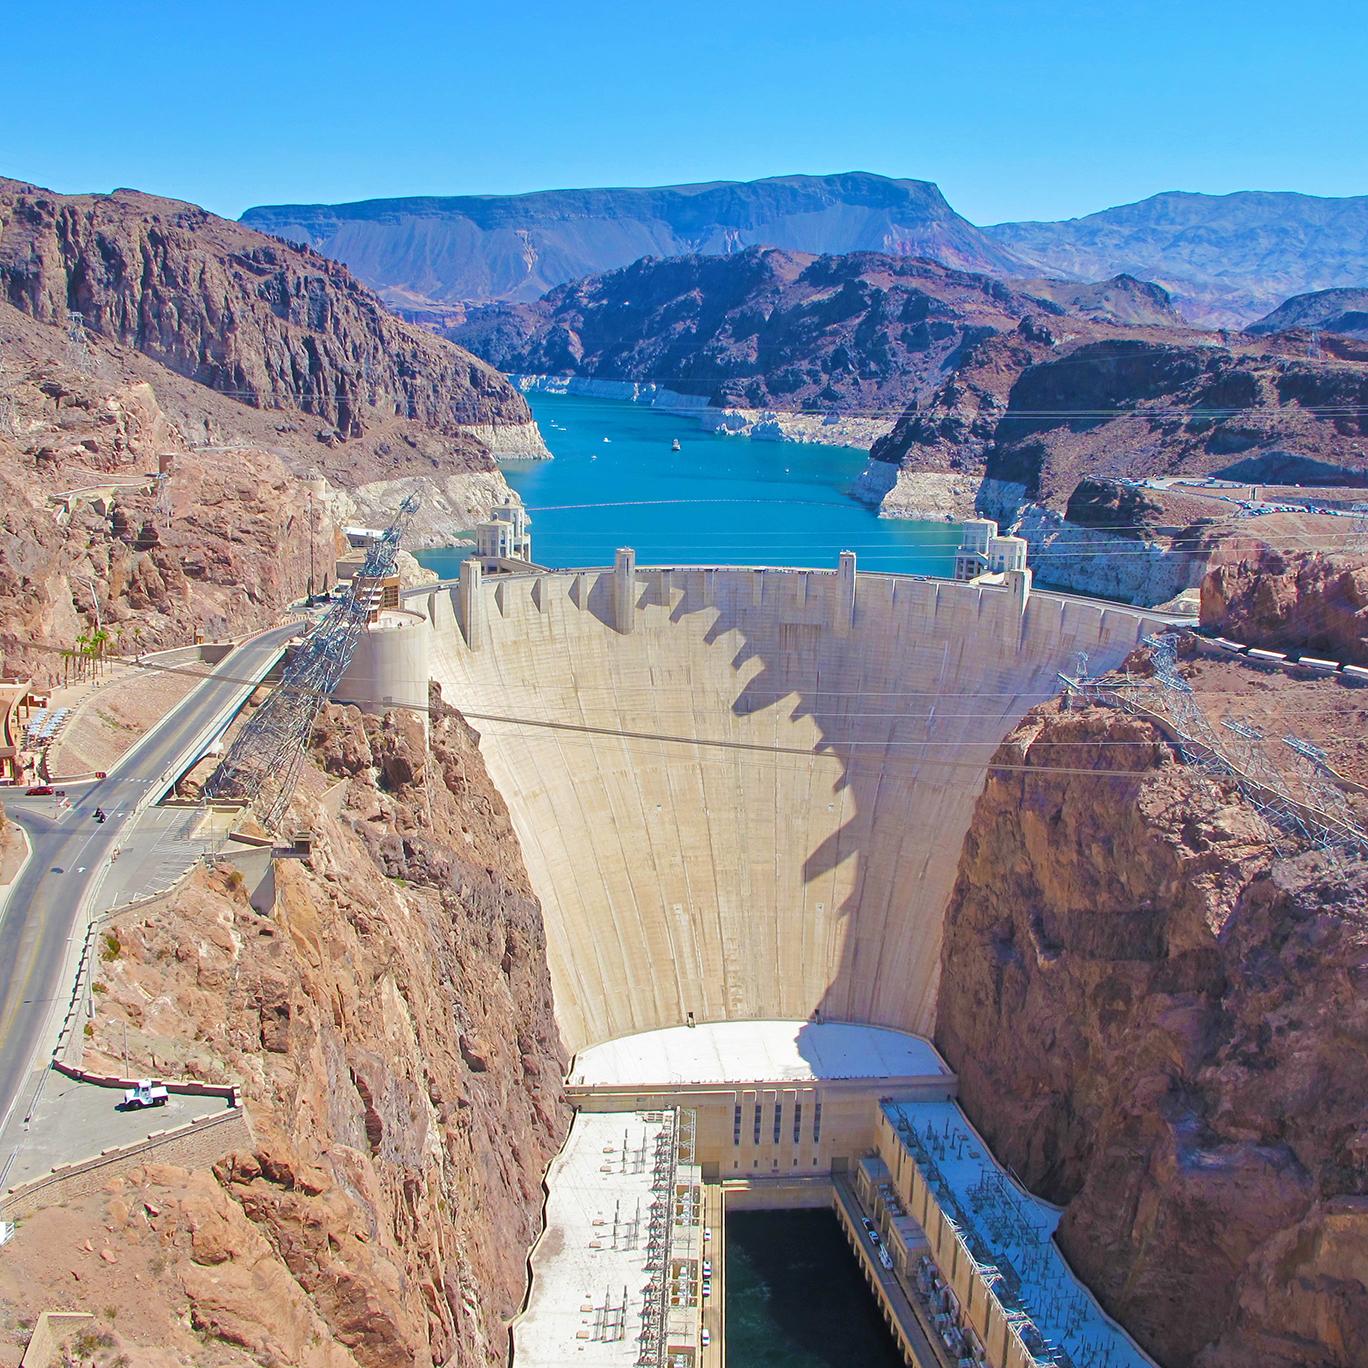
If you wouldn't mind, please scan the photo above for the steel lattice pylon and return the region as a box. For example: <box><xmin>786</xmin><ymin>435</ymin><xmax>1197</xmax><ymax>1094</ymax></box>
<box><xmin>203</xmin><ymin>494</ymin><xmax>419</xmax><ymax>828</ymax></box>
<box><xmin>1065</xmin><ymin>632</ymin><xmax>1368</xmax><ymax>861</ymax></box>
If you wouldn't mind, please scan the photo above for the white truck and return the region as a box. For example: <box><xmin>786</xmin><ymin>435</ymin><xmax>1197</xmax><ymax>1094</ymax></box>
<box><xmin>122</xmin><ymin>1080</ymin><xmax>169</xmax><ymax>1109</ymax></box>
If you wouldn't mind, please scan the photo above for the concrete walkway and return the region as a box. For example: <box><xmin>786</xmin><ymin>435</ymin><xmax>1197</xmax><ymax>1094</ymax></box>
<box><xmin>832</xmin><ymin>1174</ymin><xmax>947</xmax><ymax>1368</ymax></box>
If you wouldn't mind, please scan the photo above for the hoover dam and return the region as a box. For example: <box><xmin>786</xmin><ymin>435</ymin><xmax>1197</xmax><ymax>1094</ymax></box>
<box><xmin>399</xmin><ymin>554</ymin><xmax>1168</xmax><ymax>1052</ymax></box>
<box><xmin>338</xmin><ymin>553</ymin><xmax>1171</xmax><ymax>1368</ymax></box>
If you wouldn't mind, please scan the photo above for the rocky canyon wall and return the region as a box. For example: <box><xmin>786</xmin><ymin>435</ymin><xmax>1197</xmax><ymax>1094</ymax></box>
<box><xmin>1201</xmin><ymin>545</ymin><xmax>1368</xmax><ymax>663</ymax></box>
<box><xmin>0</xmin><ymin>178</ymin><xmax>532</xmax><ymax>441</ymax></box>
<box><xmin>0</xmin><ymin>690</ymin><xmax>568</xmax><ymax>1366</ymax></box>
<box><xmin>0</xmin><ymin>301</ymin><xmax>334</xmax><ymax>684</ymax></box>
<box><xmin>934</xmin><ymin>655</ymin><xmax>1368</xmax><ymax>1367</ymax></box>
<box><xmin>869</xmin><ymin>332</ymin><xmax>1368</xmax><ymax>604</ymax></box>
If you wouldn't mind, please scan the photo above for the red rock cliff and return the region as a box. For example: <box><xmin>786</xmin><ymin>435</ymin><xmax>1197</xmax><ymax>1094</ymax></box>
<box><xmin>1201</xmin><ymin>545</ymin><xmax>1368</xmax><ymax>664</ymax></box>
<box><xmin>934</xmin><ymin>679</ymin><xmax>1368</xmax><ymax>1367</ymax></box>
<box><xmin>0</xmin><ymin>691</ymin><xmax>569</xmax><ymax>1366</ymax></box>
<box><xmin>0</xmin><ymin>304</ymin><xmax>335</xmax><ymax>684</ymax></box>
<box><xmin>0</xmin><ymin>178</ymin><xmax>531</xmax><ymax>441</ymax></box>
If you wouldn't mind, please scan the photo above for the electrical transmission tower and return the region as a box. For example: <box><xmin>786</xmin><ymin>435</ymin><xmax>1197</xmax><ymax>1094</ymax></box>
<box><xmin>202</xmin><ymin>494</ymin><xmax>419</xmax><ymax>828</ymax></box>
<box><xmin>1072</xmin><ymin>632</ymin><xmax>1368</xmax><ymax>861</ymax></box>
<box><xmin>66</xmin><ymin>310</ymin><xmax>95</xmax><ymax>374</ymax></box>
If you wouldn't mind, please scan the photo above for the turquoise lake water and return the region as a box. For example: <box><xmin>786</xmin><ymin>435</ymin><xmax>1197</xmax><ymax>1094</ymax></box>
<box><xmin>416</xmin><ymin>392</ymin><xmax>962</xmax><ymax>576</ymax></box>
<box><xmin>726</xmin><ymin>1210</ymin><xmax>905</xmax><ymax>1368</ymax></box>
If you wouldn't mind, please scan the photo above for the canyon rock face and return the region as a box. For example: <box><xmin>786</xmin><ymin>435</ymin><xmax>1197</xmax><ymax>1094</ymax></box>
<box><xmin>0</xmin><ymin>178</ymin><xmax>531</xmax><ymax>441</ymax></box>
<box><xmin>871</xmin><ymin>330</ymin><xmax>1368</xmax><ymax>599</ymax></box>
<box><xmin>0</xmin><ymin>690</ymin><xmax>568</xmax><ymax>1366</ymax></box>
<box><xmin>1201</xmin><ymin>545</ymin><xmax>1368</xmax><ymax>663</ymax></box>
<box><xmin>0</xmin><ymin>302</ymin><xmax>334</xmax><ymax>683</ymax></box>
<box><xmin>985</xmin><ymin>339</ymin><xmax>1368</xmax><ymax>506</ymax></box>
<box><xmin>934</xmin><ymin>659</ymin><xmax>1368</xmax><ymax>1367</ymax></box>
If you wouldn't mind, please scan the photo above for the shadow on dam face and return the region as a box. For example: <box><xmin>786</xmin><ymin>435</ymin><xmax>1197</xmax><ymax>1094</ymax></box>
<box><xmin>422</xmin><ymin>564</ymin><xmax>1163</xmax><ymax>1055</ymax></box>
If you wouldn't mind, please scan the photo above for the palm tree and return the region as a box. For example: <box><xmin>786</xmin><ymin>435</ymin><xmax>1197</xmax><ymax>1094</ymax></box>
<box><xmin>90</xmin><ymin>626</ymin><xmax>110</xmax><ymax>674</ymax></box>
<box><xmin>74</xmin><ymin>630</ymin><xmax>97</xmax><ymax>681</ymax></box>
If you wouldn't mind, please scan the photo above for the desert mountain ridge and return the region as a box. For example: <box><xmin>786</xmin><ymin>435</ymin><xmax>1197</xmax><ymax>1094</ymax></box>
<box><xmin>241</xmin><ymin>172</ymin><xmax>1368</xmax><ymax>328</ymax></box>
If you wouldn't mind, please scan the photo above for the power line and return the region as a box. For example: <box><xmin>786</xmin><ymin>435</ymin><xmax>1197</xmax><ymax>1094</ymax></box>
<box><xmin>200</xmin><ymin>494</ymin><xmax>420</xmax><ymax>827</ymax></box>
<box><xmin>23</xmin><ymin>637</ymin><xmax>1353</xmax><ymax>708</ymax></box>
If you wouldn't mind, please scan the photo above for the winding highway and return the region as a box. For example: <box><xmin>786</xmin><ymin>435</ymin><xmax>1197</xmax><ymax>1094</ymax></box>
<box><xmin>0</xmin><ymin>623</ymin><xmax>299</xmax><ymax>1143</ymax></box>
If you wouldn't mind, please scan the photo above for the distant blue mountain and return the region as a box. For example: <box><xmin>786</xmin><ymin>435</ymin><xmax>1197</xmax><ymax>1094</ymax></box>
<box><xmin>240</xmin><ymin>173</ymin><xmax>1028</xmax><ymax>309</ymax></box>
<box><xmin>242</xmin><ymin>178</ymin><xmax>1368</xmax><ymax>328</ymax></box>
<box><xmin>983</xmin><ymin>190</ymin><xmax>1368</xmax><ymax>327</ymax></box>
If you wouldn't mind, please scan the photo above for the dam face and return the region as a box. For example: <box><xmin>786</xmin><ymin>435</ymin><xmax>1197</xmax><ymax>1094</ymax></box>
<box><xmin>417</xmin><ymin>562</ymin><xmax>1163</xmax><ymax>1055</ymax></box>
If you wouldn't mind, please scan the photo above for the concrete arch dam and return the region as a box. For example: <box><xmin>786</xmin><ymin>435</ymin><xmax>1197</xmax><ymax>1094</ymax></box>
<box><xmin>406</xmin><ymin>560</ymin><xmax>1166</xmax><ymax>1055</ymax></box>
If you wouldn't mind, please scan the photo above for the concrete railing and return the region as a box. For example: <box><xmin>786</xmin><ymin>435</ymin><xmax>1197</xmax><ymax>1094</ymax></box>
<box><xmin>50</xmin><ymin>1058</ymin><xmax>238</xmax><ymax>1103</ymax></box>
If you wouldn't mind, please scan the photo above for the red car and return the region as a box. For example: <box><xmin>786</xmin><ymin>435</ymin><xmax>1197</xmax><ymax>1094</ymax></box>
<box><xmin>25</xmin><ymin>785</ymin><xmax>53</xmax><ymax>796</ymax></box>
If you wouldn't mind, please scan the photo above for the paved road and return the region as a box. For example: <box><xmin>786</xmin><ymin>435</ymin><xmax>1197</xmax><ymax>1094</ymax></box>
<box><xmin>0</xmin><ymin>623</ymin><xmax>297</xmax><ymax>1141</ymax></box>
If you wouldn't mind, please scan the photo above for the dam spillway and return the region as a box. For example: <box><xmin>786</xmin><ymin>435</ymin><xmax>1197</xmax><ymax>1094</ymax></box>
<box><xmin>406</xmin><ymin>557</ymin><xmax>1169</xmax><ymax>1055</ymax></box>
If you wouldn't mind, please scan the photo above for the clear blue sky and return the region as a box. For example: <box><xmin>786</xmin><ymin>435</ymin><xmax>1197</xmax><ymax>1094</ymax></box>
<box><xmin>3</xmin><ymin>0</ymin><xmax>1363</xmax><ymax>224</ymax></box>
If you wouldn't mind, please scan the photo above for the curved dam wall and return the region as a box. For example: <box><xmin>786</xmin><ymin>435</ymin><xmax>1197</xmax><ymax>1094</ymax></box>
<box><xmin>412</xmin><ymin>561</ymin><xmax>1167</xmax><ymax>1055</ymax></box>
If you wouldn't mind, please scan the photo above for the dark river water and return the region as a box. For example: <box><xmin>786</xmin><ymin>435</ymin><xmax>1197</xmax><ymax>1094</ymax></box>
<box><xmin>726</xmin><ymin>1209</ymin><xmax>905</xmax><ymax>1368</ymax></box>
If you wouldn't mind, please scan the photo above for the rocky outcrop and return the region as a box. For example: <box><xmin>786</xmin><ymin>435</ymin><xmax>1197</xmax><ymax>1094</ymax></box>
<box><xmin>0</xmin><ymin>178</ymin><xmax>534</xmax><ymax>443</ymax></box>
<box><xmin>867</xmin><ymin>320</ymin><xmax>1062</xmax><ymax>495</ymax></box>
<box><xmin>1015</xmin><ymin>273</ymin><xmax>1182</xmax><ymax>327</ymax></box>
<box><xmin>1201</xmin><ymin>546</ymin><xmax>1368</xmax><ymax>662</ymax></box>
<box><xmin>452</xmin><ymin>248</ymin><xmax>1060</xmax><ymax>423</ymax></box>
<box><xmin>0</xmin><ymin>304</ymin><xmax>335</xmax><ymax>683</ymax></box>
<box><xmin>0</xmin><ymin>690</ymin><xmax>568</xmax><ymax>1366</ymax></box>
<box><xmin>454</xmin><ymin>251</ymin><xmax>1188</xmax><ymax>449</ymax></box>
<box><xmin>934</xmin><ymin>656</ymin><xmax>1368</xmax><ymax>1367</ymax></box>
<box><xmin>870</xmin><ymin>329</ymin><xmax>1368</xmax><ymax>600</ymax></box>
<box><xmin>986</xmin><ymin>339</ymin><xmax>1368</xmax><ymax>507</ymax></box>
<box><xmin>1247</xmin><ymin>286</ymin><xmax>1368</xmax><ymax>339</ymax></box>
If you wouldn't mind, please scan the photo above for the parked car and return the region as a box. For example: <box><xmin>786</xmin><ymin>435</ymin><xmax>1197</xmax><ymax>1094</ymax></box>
<box><xmin>701</xmin><ymin>1328</ymin><xmax>711</xmax><ymax>1348</ymax></box>
<box><xmin>121</xmin><ymin>1080</ymin><xmax>169</xmax><ymax>1109</ymax></box>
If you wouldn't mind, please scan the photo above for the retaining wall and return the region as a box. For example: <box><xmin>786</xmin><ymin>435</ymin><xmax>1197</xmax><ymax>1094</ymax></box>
<box><xmin>0</xmin><ymin>1107</ymin><xmax>251</xmax><ymax>1221</ymax></box>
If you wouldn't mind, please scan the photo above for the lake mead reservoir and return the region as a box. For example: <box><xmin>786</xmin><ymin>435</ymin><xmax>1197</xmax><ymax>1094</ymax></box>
<box><xmin>417</xmin><ymin>391</ymin><xmax>961</xmax><ymax>576</ymax></box>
